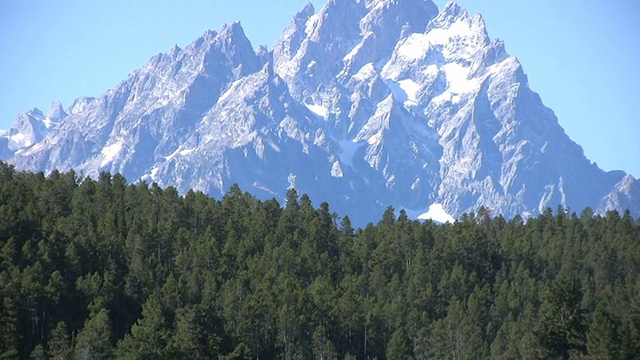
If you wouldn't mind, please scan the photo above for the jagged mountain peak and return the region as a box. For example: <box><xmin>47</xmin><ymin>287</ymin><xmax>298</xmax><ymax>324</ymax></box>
<box><xmin>274</xmin><ymin>0</ymin><xmax>440</xmax><ymax>99</ymax></box>
<box><xmin>169</xmin><ymin>44</ymin><xmax>181</xmax><ymax>57</ymax></box>
<box><xmin>598</xmin><ymin>174</ymin><xmax>640</xmax><ymax>215</ymax></box>
<box><xmin>440</xmin><ymin>1</ymin><xmax>468</xmax><ymax>19</ymax></box>
<box><xmin>47</xmin><ymin>101</ymin><xmax>66</xmax><ymax>119</ymax></box>
<box><xmin>219</xmin><ymin>21</ymin><xmax>246</xmax><ymax>41</ymax></box>
<box><xmin>201</xmin><ymin>29</ymin><xmax>218</xmax><ymax>41</ymax></box>
<box><xmin>211</xmin><ymin>22</ymin><xmax>261</xmax><ymax>77</ymax></box>
<box><xmin>12</xmin><ymin>109</ymin><xmax>45</xmax><ymax>133</ymax></box>
<box><xmin>427</xmin><ymin>1</ymin><xmax>489</xmax><ymax>46</ymax></box>
<box><xmin>294</xmin><ymin>2</ymin><xmax>316</xmax><ymax>26</ymax></box>
<box><xmin>377</xmin><ymin>1</ymin><xmax>491</xmax><ymax>88</ymax></box>
<box><xmin>1</xmin><ymin>108</ymin><xmax>50</xmax><ymax>152</ymax></box>
<box><xmin>45</xmin><ymin>101</ymin><xmax>67</xmax><ymax>128</ymax></box>
<box><xmin>182</xmin><ymin>22</ymin><xmax>258</xmax><ymax>70</ymax></box>
<box><xmin>2</xmin><ymin>0</ymin><xmax>638</xmax><ymax>225</ymax></box>
<box><xmin>22</xmin><ymin>108</ymin><xmax>44</xmax><ymax>119</ymax></box>
<box><xmin>307</xmin><ymin>0</ymin><xmax>366</xmax><ymax>43</ymax></box>
<box><xmin>360</xmin><ymin>0</ymin><xmax>439</xmax><ymax>45</ymax></box>
<box><xmin>68</xmin><ymin>97</ymin><xmax>95</xmax><ymax>115</ymax></box>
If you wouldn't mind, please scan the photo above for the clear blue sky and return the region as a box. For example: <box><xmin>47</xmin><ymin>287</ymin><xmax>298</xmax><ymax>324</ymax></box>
<box><xmin>1</xmin><ymin>0</ymin><xmax>638</xmax><ymax>177</ymax></box>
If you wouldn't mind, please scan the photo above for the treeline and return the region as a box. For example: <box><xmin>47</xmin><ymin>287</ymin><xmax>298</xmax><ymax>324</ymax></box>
<box><xmin>0</xmin><ymin>161</ymin><xmax>639</xmax><ymax>359</ymax></box>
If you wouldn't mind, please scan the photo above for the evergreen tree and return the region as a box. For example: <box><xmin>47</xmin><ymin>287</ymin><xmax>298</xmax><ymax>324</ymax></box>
<box><xmin>74</xmin><ymin>308</ymin><xmax>113</xmax><ymax>360</ymax></box>
<box><xmin>48</xmin><ymin>321</ymin><xmax>71</xmax><ymax>360</ymax></box>
<box><xmin>171</xmin><ymin>304</ymin><xmax>221</xmax><ymax>360</ymax></box>
<box><xmin>0</xmin><ymin>297</ymin><xmax>19</xmax><ymax>359</ymax></box>
<box><xmin>312</xmin><ymin>324</ymin><xmax>337</xmax><ymax>360</ymax></box>
<box><xmin>29</xmin><ymin>344</ymin><xmax>45</xmax><ymax>360</ymax></box>
<box><xmin>386</xmin><ymin>327</ymin><xmax>412</xmax><ymax>360</ymax></box>
<box><xmin>533</xmin><ymin>278</ymin><xmax>587</xmax><ymax>359</ymax></box>
<box><xmin>0</xmin><ymin>163</ymin><xmax>638</xmax><ymax>359</ymax></box>
<box><xmin>220</xmin><ymin>343</ymin><xmax>252</xmax><ymax>360</ymax></box>
<box><xmin>116</xmin><ymin>297</ymin><xmax>171</xmax><ymax>359</ymax></box>
<box><xmin>586</xmin><ymin>306</ymin><xmax>620</xmax><ymax>359</ymax></box>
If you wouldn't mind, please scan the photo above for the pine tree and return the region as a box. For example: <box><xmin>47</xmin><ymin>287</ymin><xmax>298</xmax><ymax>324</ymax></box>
<box><xmin>586</xmin><ymin>306</ymin><xmax>620</xmax><ymax>359</ymax></box>
<box><xmin>0</xmin><ymin>297</ymin><xmax>19</xmax><ymax>359</ymax></box>
<box><xmin>386</xmin><ymin>327</ymin><xmax>411</xmax><ymax>359</ymax></box>
<box><xmin>220</xmin><ymin>343</ymin><xmax>252</xmax><ymax>360</ymax></box>
<box><xmin>74</xmin><ymin>308</ymin><xmax>113</xmax><ymax>360</ymax></box>
<box><xmin>533</xmin><ymin>278</ymin><xmax>587</xmax><ymax>359</ymax></box>
<box><xmin>29</xmin><ymin>344</ymin><xmax>45</xmax><ymax>360</ymax></box>
<box><xmin>170</xmin><ymin>304</ymin><xmax>220</xmax><ymax>360</ymax></box>
<box><xmin>312</xmin><ymin>324</ymin><xmax>337</xmax><ymax>360</ymax></box>
<box><xmin>116</xmin><ymin>297</ymin><xmax>171</xmax><ymax>359</ymax></box>
<box><xmin>48</xmin><ymin>321</ymin><xmax>71</xmax><ymax>360</ymax></box>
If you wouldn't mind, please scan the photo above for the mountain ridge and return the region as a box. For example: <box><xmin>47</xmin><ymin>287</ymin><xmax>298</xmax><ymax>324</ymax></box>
<box><xmin>1</xmin><ymin>0</ymin><xmax>637</xmax><ymax>225</ymax></box>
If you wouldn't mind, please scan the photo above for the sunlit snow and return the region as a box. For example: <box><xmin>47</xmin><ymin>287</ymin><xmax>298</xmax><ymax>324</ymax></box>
<box><xmin>9</xmin><ymin>133</ymin><xmax>27</xmax><ymax>147</ymax></box>
<box><xmin>393</xmin><ymin>16</ymin><xmax>485</xmax><ymax>63</ymax></box>
<box><xmin>179</xmin><ymin>148</ymin><xmax>196</xmax><ymax>156</ymax></box>
<box><xmin>352</xmin><ymin>63</ymin><xmax>377</xmax><ymax>82</ymax></box>
<box><xmin>305</xmin><ymin>103</ymin><xmax>329</xmax><ymax>119</ymax></box>
<box><xmin>411</xmin><ymin>178</ymin><xmax>421</xmax><ymax>190</ymax></box>
<box><xmin>305</xmin><ymin>13</ymin><xmax>321</xmax><ymax>37</ymax></box>
<box><xmin>42</xmin><ymin>118</ymin><xmax>57</xmax><ymax>129</ymax></box>
<box><xmin>441</xmin><ymin>63</ymin><xmax>477</xmax><ymax>93</ymax></box>
<box><xmin>150</xmin><ymin>165</ymin><xmax>160</xmax><ymax>180</ymax></box>
<box><xmin>431</xmin><ymin>63</ymin><xmax>480</xmax><ymax>105</ymax></box>
<box><xmin>418</xmin><ymin>203</ymin><xmax>455</xmax><ymax>223</ymax></box>
<box><xmin>396</xmin><ymin>33</ymin><xmax>433</xmax><ymax>62</ymax></box>
<box><xmin>398</xmin><ymin>79</ymin><xmax>419</xmax><ymax>105</ymax></box>
<box><xmin>331</xmin><ymin>161</ymin><xmax>344</xmax><ymax>178</ymax></box>
<box><xmin>100</xmin><ymin>142</ymin><xmax>123</xmax><ymax>167</ymax></box>
<box><xmin>253</xmin><ymin>182</ymin><xmax>277</xmax><ymax>195</ymax></box>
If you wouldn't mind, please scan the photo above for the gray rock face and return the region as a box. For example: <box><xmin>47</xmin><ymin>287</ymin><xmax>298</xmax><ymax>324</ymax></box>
<box><xmin>2</xmin><ymin>0</ymin><xmax>637</xmax><ymax>225</ymax></box>
<box><xmin>0</xmin><ymin>103</ymin><xmax>65</xmax><ymax>158</ymax></box>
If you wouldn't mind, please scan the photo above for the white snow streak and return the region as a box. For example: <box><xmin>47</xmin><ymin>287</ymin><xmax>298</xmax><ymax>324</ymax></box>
<box><xmin>305</xmin><ymin>103</ymin><xmax>329</xmax><ymax>119</ymax></box>
<box><xmin>100</xmin><ymin>142</ymin><xmax>123</xmax><ymax>167</ymax></box>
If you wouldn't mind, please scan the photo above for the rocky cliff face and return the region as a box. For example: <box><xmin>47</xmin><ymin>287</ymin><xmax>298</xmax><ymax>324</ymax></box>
<box><xmin>2</xmin><ymin>0</ymin><xmax>637</xmax><ymax>225</ymax></box>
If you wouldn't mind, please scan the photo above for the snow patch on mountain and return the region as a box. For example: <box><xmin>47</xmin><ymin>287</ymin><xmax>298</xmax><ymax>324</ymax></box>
<box><xmin>305</xmin><ymin>103</ymin><xmax>329</xmax><ymax>119</ymax></box>
<box><xmin>418</xmin><ymin>203</ymin><xmax>455</xmax><ymax>223</ymax></box>
<box><xmin>331</xmin><ymin>161</ymin><xmax>344</xmax><ymax>178</ymax></box>
<box><xmin>100</xmin><ymin>142</ymin><xmax>124</xmax><ymax>167</ymax></box>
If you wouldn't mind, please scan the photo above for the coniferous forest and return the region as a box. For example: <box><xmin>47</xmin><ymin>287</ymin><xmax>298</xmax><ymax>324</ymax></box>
<box><xmin>0</xmin><ymin>161</ymin><xmax>639</xmax><ymax>359</ymax></box>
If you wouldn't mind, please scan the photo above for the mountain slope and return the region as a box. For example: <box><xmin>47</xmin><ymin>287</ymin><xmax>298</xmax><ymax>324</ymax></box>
<box><xmin>2</xmin><ymin>0</ymin><xmax>637</xmax><ymax>225</ymax></box>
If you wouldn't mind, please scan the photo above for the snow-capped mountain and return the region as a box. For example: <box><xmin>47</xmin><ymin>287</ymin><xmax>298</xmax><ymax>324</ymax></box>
<box><xmin>2</xmin><ymin>0</ymin><xmax>638</xmax><ymax>225</ymax></box>
<box><xmin>0</xmin><ymin>101</ymin><xmax>65</xmax><ymax>158</ymax></box>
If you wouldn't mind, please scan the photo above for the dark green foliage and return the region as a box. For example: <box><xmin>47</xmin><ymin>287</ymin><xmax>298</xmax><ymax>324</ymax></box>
<box><xmin>0</xmin><ymin>297</ymin><xmax>19</xmax><ymax>359</ymax></box>
<box><xmin>533</xmin><ymin>277</ymin><xmax>587</xmax><ymax>359</ymax></box>
<box><xmin>116</xmin><ymin>298</ymin><xmax>170</xmax><ymax>359</ymax></box>
<box><xmin>48</xmin><ymin>321</ymin><xmax>71</xmax><ymax>360</ymax></box>
<box><xmin>74</xmin><ymin>308</ymin><xmax>113</xmax><ymax>360</ymax></box>
<box><xmin>171</xmin><ymin>304</ymin><xmax>221</xmax><ymax>359</ymax></box>
<box><xmin>386</xmin><ymin>327</ymin><xmax>411</xmax><ymax>359</ymax></box>
<box><xmin>220</xmin><ymin>343</ymin><xmax>252</xmax><ymax>360</ymax></box>
<box><xmin>586</xmin><ymin>306</ymin><xmax>620</xmax><ymax>359</ymax></box>
<box><xmin>0</xmin><ymin>162</ymin><xmax>638</xmax><ymax>358</ymax></box>
<box><xmin>29</xmin><ymin>344</ymin><xmax>45</xmax><ymax>360</ymax></box>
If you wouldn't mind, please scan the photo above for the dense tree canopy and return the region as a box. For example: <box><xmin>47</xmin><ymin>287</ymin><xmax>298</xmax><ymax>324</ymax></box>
<box><xmin>0</xmin><ymin>161</ymin><xmax>639</xmax><ymax>359</ymax></box>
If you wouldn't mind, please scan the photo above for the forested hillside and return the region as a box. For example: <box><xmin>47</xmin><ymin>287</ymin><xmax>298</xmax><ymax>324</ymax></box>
<box><xmin>0</xmin><ymin>161</ymin><xmax>638</xmax><ymax>359</ymax></box>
